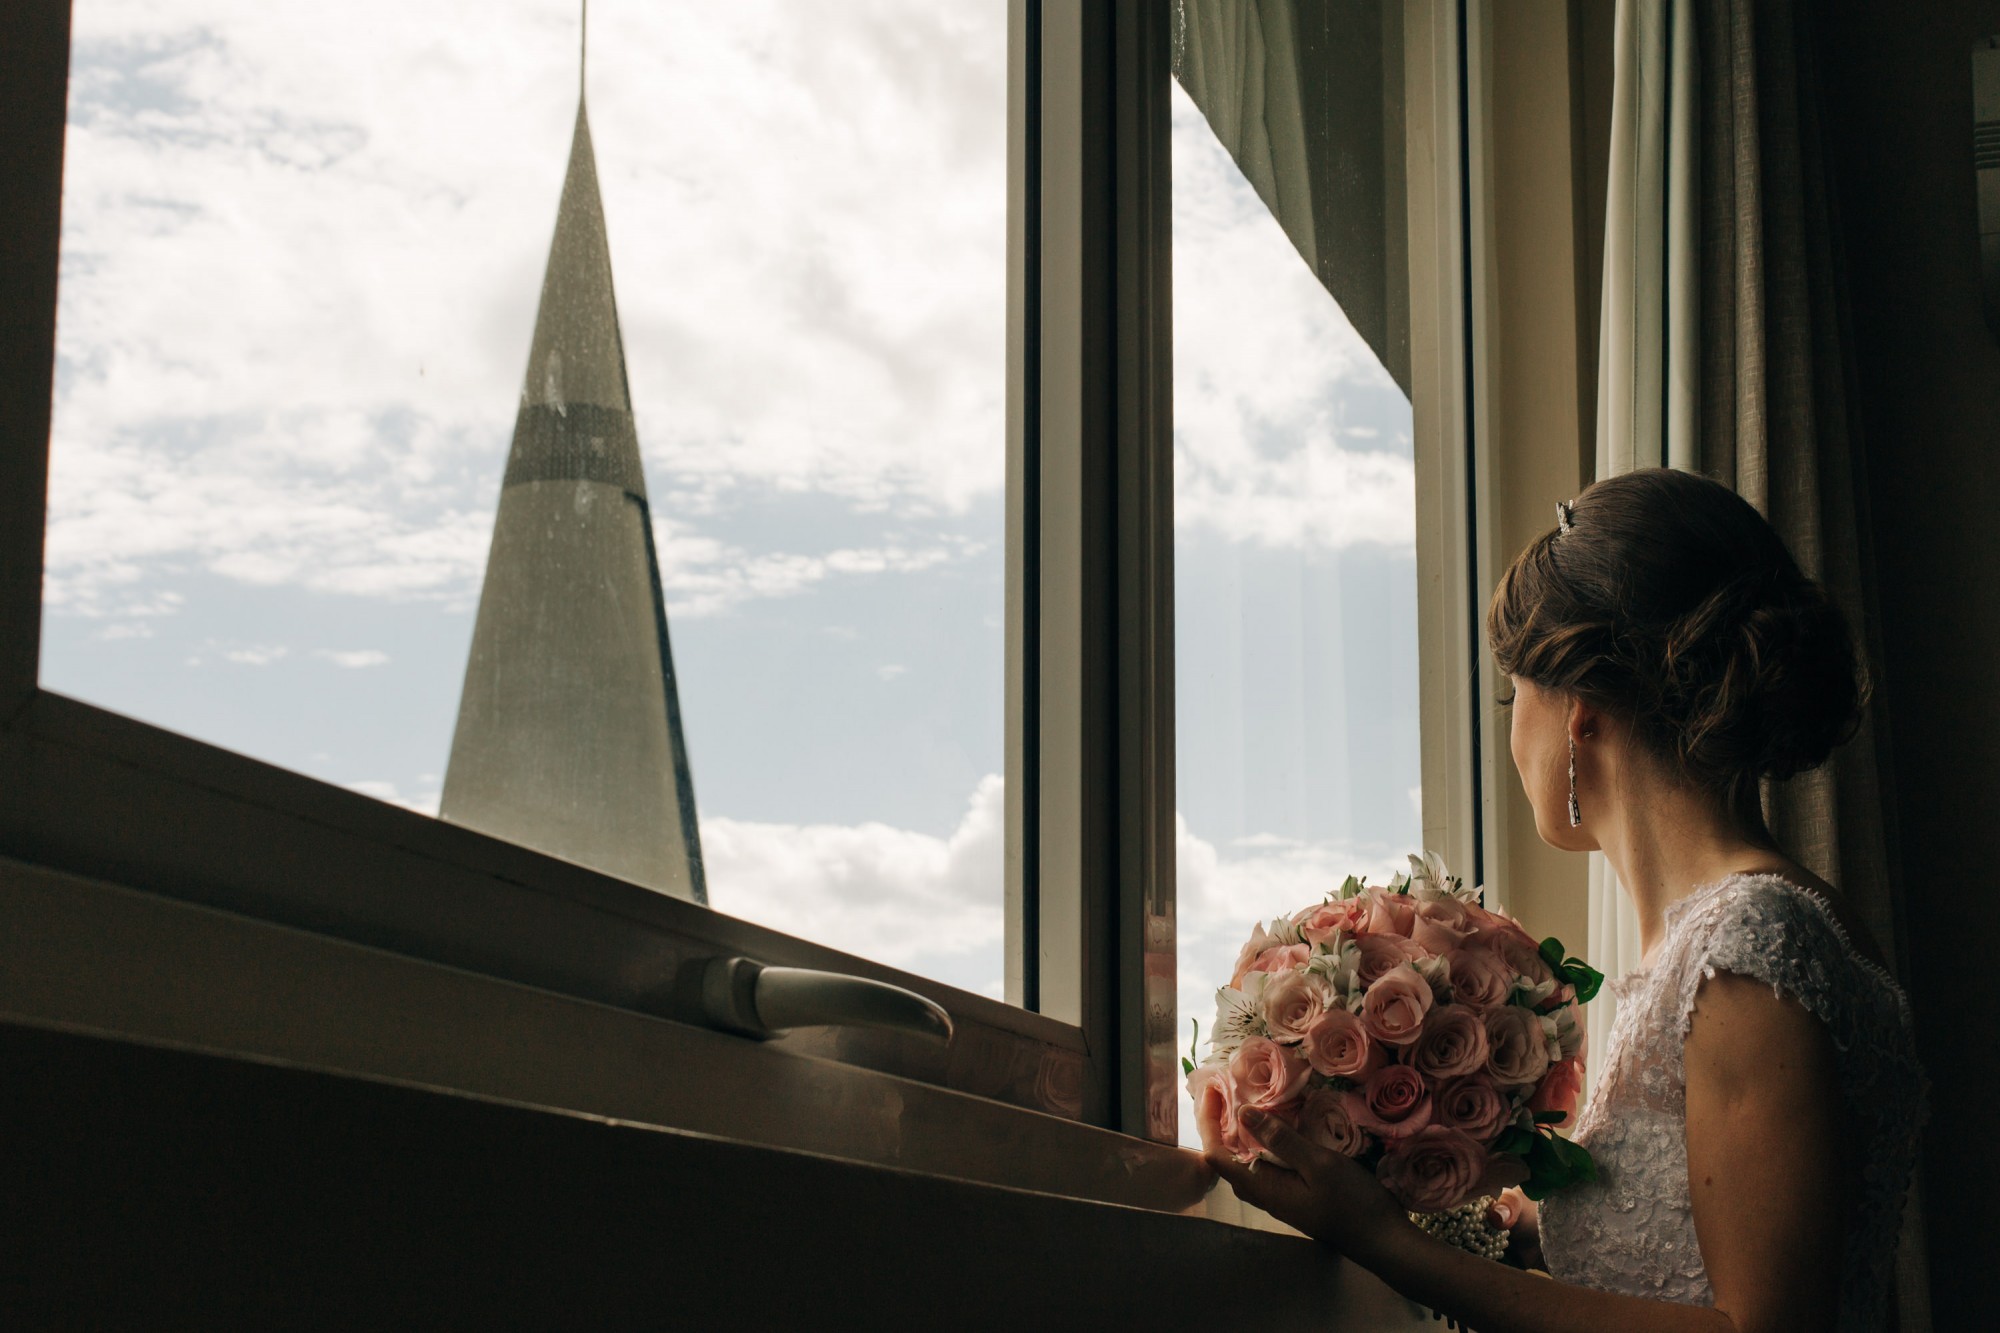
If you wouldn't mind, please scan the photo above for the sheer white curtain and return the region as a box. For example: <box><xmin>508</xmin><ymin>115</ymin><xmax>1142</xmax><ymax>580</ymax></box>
<box><xmin>1584</xmin><ymin>0</ymin><xmax>1697</xmax><ymax>1090</ymax></box>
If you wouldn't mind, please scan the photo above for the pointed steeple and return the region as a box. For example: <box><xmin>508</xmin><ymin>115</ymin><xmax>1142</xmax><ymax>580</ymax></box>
<box><xmin>441</xmin><ymin>61</ymin><xmax>707</xmax><ymax>904</ymax></box>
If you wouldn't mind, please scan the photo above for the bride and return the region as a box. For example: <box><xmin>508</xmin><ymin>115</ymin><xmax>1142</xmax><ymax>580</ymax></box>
<box><xmin>1205</xmin><ymin>468</ymin><xmax>1924</xmax><ymax>1332</ymax></box>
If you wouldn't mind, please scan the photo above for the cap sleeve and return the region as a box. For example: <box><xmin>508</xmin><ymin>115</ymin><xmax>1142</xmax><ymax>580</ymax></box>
<box><xmin>1669</xmin><ymin>876</ymin><xmax>1853</xmax><ymax>1049</ymax></box>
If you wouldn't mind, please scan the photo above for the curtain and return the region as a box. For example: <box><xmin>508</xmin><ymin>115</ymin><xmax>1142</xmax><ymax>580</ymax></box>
<box><xmin>1171</xmin><ymin>0</ymin><xmax>1411</xmax><ymax>393</ymax></box>
<box><xmin>1589</xmin><ymin>1</ymin><xmax>1928</xmax><ymax>1326</ymax></box>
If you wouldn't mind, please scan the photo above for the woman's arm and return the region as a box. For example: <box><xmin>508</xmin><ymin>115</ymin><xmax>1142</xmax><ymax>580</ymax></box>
<box><xmin>1210</xmin><ymin>973</ymin><xmax>1848</xmax><ymax>1333</ymax></box>
<box><xmin>1682</xmin><ymin>972</ymin><xmax>1850</xmax><ymax>1332</ymax></box>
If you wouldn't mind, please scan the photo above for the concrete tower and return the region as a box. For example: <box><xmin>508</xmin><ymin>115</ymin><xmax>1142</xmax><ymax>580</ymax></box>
<box><xmin>441</xmin><ymin>66</ymin><xmax>707</xmax><ymax>904</ymax></box>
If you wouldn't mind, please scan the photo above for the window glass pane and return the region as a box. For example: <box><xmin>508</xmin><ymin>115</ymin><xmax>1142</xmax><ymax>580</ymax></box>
<box><xmin>1170</xmin><ymin>2</ymin><xmax>1423</xmax><ymax>1144</ymax></box>
<box><xmin>43</xmin><ymin>1</ymin><xmax>1009</xmax><ymax>999</ymax></box>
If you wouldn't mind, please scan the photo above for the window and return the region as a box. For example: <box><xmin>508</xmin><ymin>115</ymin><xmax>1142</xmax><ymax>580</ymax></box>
<box><xmin>2</xmin><ymin>0</ymin><xmax>1483</xmax><ymax>1183</ymax></box>
<box><xmin>42</xmin><ymin>0</ymin><xmax>1015</xmax><ymax>1002</ymax></box>
<box><xmin>1168</xmin><ymin>0</ymin><xmax>1428</xmax><ymax>1147</ymax></box>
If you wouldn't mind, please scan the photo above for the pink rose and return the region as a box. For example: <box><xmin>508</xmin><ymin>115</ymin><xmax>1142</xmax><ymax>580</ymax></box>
<box><xmin>1243</xmin><ymin>943</ymin><xmax>1311</xmax><ymax>985</ymax></box>
<box><xmin>1463</xmin><ymin>904</ymin><xmax>1508</xmax><ymax>934</ymax></box>
<box><xmin>1412</xmin><ymin>1004</ymin><xmax>1491</xmax><ymax>1079</ymax></box>
<box><xmin>1301</xmin><ymin>1007</ymin><xmax>1380</xmax><ymax>1079</ymax></box>
<box><xmin>1187</xmin><ymin>1063</ymin><xmax>1237</xmax><ymax>1155</ymax></box>
<box><xmin>1227</xmin><ymin>1035</ymin><xmax>1311</xmax><ymax>1114</ymax></box>
<box><xmin>1412</xmin><ymin>895</ymin><xmax>1475</xmax><ymax>954</ymax></box>
<box><xmin>1528</xmin><ymin>1056</ymin><xmax>1584</xmax><ymax>1129</ymax></box>
<box><xmin>1359</xmin><ymin>966</ymin><xmax>1434</xmax><ymax>1047</ymax></box>
<box><xmin>1344</xmin><ymin>1062</ymin><xmax>1433</xmax><ymax>1141</ymax></box>
<box><xmin>1484</xmin><ymin>1005</ymin><xmax>1554</xmax><ymax>1087</ymax></box>
<box><xmin>1355</xmin><ymin>887</ymin><xmax>1418</xmax><ymax>937</ymax></box>
<box><xmin>1297</xmin><ymin>1088</ymin><xmax>1368</xmax><ymax>1158</ymax></box>
<box><xmin>1355</xmin><ymin>933</ymin><xmax>1426</xmax><ymax>988</ymax></box>
<box><xmin>1228</xmin><ymin>924</ymin><xmax>1284</xmax><ymax>988</ymax></box>
<box><xmin>1376</xmin><ymin>1125</ymin><xmax>1495</xmax><ymax>1212</ymax></box>
<box><xmin>1293</xmin><ymin>898</ymin><xmax>1365</xmax><ymax>948</ymax></box>
<box><xmin>1261</xmin><ymin>969</ymin><xmax>1333</xmax><ymax>1044</ymax></box>
<box><xmin>1482</xmin><ymin>927</ymin><xmax>1554</xmax><ymax>988</ymax></box>
<box><xmin>1445</xmin><ymin>945</ymin><xmax>1516</xmax><ymax>1011</ymax></box>
<box><xmin>1433</xmin><ymin>1073</ymin><xmax>1513</xmax><ymax>1142</ymax></box>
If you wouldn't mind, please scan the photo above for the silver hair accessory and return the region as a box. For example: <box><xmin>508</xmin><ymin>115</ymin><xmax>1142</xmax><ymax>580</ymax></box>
<box><xmin>1556</xmin><ymin>500</ymin><xmax>1576</xmax><ymax>536</ymax></box>
<box><xmin>1568</xmin><ymin>734</ymin><xmax>1582</xmax><ymax>828</ymax></box>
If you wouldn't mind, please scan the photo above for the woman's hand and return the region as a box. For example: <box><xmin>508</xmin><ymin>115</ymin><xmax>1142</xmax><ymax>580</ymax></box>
<box><xmin>1487</xmin><ymin>1187</ymin><xmax>1545</xmax><ymax>1271</ymax></box>
<box><xmin>1203</xmin><ymin>1107</ymin><xmax>1423</xmax><ymax>1265</ymax></box>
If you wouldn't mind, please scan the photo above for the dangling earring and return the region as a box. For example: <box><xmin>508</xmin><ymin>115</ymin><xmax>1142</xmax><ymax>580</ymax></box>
<box><xmin>1567</xmin><ymin>735</ymin><xmax>1582</xmax><ymax>828</ymax></box>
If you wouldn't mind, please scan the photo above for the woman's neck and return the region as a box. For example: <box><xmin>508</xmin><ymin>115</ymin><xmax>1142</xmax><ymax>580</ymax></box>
<box><xmin>1592</xmin><ymin>771</ymin><xmax>1779</xmax><ymax>963</ymax></box>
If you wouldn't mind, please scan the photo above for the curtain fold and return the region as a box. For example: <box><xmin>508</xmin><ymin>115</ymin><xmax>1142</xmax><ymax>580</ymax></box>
<box><xmin>1589</xmin><ymin>1</ymin><xmax>1928</xmax><ymax>1325</ymax></box>
<box><xmin>1171</xmin><ymin>0</ymin><xmax>1411</xmax><ymax>392</ymax></box>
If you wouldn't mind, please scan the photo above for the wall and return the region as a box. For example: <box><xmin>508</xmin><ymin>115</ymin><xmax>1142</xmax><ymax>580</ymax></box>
<box><xmin>1477</xmin><ymin>0</ymin><xmax>1602</xmax><ymax>952</ymax></box>
<box><xmin>1818</xmin><ymin>1</ymin><xmax>2000</xmax><ymax>1324</ymax></box>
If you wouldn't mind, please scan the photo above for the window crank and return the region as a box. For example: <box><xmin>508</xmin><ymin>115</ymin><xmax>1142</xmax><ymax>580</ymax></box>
<box><xmin>697</xmin><ymin>956</ymin><xmax>954</xmax><ymax>1045</ymax></box>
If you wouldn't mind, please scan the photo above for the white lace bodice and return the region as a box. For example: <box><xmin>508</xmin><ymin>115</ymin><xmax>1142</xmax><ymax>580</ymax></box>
<box><xmin>1539</xmin><ymin>874</ymin><xmax>1924</xmax><ymax>1327</ymax></box>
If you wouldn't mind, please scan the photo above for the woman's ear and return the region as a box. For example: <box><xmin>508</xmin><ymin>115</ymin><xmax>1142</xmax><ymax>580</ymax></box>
<box><xmin>1567</xmin><ymin>698</ymin><xmax>1604</xmax><ymax>743</ymax></box>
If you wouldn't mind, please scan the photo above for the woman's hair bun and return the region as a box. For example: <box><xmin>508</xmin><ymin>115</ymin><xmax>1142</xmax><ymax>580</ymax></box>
<box><xmin>1660</xmin><ymin>567</ymin><xmax>1864</xmax><ymax>784</ymax></box>
<box><xmin>1487</xmin><ymin>468</ymin><xmax>1868</xmax><ymax>825</ymax></box>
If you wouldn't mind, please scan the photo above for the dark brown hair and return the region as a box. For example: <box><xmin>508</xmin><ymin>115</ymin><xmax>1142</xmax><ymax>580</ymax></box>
<box><xmin>1486</xmin><ymin>468</ymin><xmax>1866</xmax><ymax>833</ymax></box>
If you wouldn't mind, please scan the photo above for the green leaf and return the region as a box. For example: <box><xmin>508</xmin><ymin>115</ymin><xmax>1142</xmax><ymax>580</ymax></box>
<box><xmin>1531</xmin><ymin>1110</ymin><xmax>1568</xmax><ymax>1124</ymax></box>
<box><xmin>1491</xmin><ymin>1126</ymin><xmax>1534</xmax><ymax>1156</ymax></box>
<box><xmin>1518</xmin><ymin>1126</ymin><xmax>1599</xmax><ymax>1201</ymax></box>
<box><xmin>1538</xmin><ymin>937</ymin><xmax>1568</xmax><ymax>971</ymax></box>
<box><xmin>1561</xmin><ymin>957</ymin><xmax>1606</xmax><ymax>1004</ymax></box>
<box><xmin>1559</xmin><ymin>1136</ymin><xmax>1599</xmax><ymax>1184</ymax></box>
<box><xmin>1182</xmin><ymin>1057</ymin><xmax>1194</xmax><ymax>1076</ymax></box>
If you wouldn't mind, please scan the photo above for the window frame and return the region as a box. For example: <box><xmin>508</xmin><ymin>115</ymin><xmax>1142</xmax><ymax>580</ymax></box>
<box><xmin>0</xmin><ymin>0</ymin><xmax>1482</xmax><ymax>1189</ymax></box>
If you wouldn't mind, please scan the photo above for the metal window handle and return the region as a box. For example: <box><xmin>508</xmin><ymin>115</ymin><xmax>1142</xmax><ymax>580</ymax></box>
<box><xmin>698</xmin><ymin>956</ymin><xmax>954</xmax><ymax>1045</ymax></box>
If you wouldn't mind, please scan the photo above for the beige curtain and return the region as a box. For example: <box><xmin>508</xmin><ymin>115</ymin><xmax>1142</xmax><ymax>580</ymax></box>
<box><xmin>1589</xmin><ymin>0</ymin><xmax>1928</xmax><ymax>1326</ymax></box>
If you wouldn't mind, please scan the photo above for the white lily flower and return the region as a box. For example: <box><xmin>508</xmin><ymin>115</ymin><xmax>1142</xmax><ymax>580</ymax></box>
<box><xmin>1539</xmin><ymin>1013</ymin><xmax>1565</xmax><ymax>1064</ymax></box>
<box><xmin>1514</xmin><ymin>976</ymin><xmax>1559</xmax><ymax>1009</ymax></box>
<box><xmin>1553</xmin><ymin>1006</ymin><xmax>1585</xmax><ymax>1061</ymax></box>
<box><xmin>1414</xmin><ymin>954</ymin><xmax>1453</xmax><ymax>995</ymax></box>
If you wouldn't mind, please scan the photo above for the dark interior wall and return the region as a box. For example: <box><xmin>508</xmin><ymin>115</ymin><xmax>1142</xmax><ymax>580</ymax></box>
<box><xmin>1818</xmin><ymin>1</ymin><xmax>2000</xmax><ymax>1324</ymax></box>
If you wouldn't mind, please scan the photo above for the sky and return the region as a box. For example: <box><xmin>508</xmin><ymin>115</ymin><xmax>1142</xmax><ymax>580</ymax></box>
<box><xmin>42</xmin><ymin>0</ymin><xmax>1422</xmax><ymax>1148</ymax></box>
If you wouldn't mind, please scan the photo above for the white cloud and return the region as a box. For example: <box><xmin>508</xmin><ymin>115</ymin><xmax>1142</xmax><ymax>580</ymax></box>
<box><xmin>652</xmin><ymin>522</ymin><xmax>980</xmax><ymax>621</ymax></box>
<box><xmin>219</xmin><ymin>643</ymin><xmax>286</xmax><ymax>665</ymax></box>
<box><xmin>875</xmin><ymin>664</ymin><xmax>907</xmax><ymax>681</ymax></box>
<box><xmin>46</xmin><ymin>0</ymin><xmax>1009</xmax><ymax>628</ymax></box>
<box><xmin>317</xmin><ymin>649</ymin><xmax>389</xmax><ymax>668</ymax></box>
<box><xmin>45</xmin><ymin>4</ymin><xmax>1409</xmax><ymax>636</ymax></box>
<box><xmin>701</xmin><ymin>773</ymin><xmax>1005</xmax><ymax>986</ymax></box>
<box><xmin>94</xmin><ymin>621</ymin><xmax>153</xmax><ymax>641</ymax></box>
<box><xmin>345</xmin><ymin>778</ymin><xmax>442</xmax><ymax>816</ymax></box>
<box><xmin>1169</xmin><ymin>84</ymin><xmax>1416</xmax><ymax>552</ymax></box>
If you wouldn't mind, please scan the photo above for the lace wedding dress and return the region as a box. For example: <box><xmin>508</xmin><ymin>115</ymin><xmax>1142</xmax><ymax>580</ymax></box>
<box><xmin>1538</xmin><ymin>873</ymin><xmax>1925</xmax><ymax>1328</ymax></box>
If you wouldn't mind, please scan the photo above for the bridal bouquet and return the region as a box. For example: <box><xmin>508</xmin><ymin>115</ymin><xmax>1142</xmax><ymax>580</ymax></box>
<box><xmin>1187</xmin><ymin>853</ymin><xmax>1602</xmax><ymax>1220</ymax></box>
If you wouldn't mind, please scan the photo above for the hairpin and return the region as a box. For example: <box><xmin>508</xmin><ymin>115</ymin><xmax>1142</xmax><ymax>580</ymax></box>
<box><xmin>1556</xmin><ymin>500</ymin><xmax>1575</xmax><ymax>536</ymax></box>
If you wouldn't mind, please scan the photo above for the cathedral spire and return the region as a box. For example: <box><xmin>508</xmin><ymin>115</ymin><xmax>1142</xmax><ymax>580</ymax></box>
<box><xmin>441</xmin><ymin>32</ymin><xmax>707</xmax><ymax>904</ymax></box>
